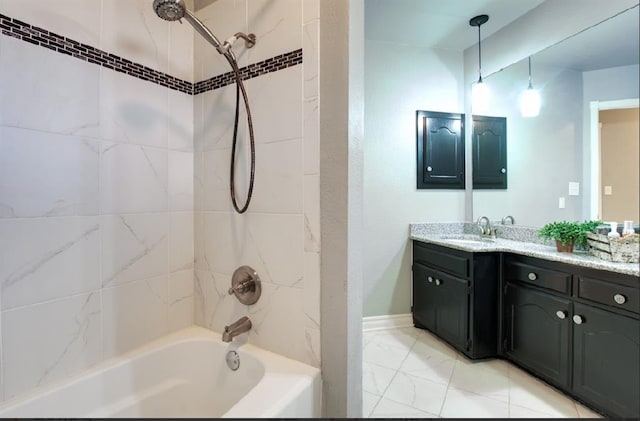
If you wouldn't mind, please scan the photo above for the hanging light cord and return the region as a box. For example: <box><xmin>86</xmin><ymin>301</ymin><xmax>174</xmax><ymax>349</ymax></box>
<box><xmin>477</xmin><ymin>24</ymin><xmax>483</xmax><ymax>82</ymax></box>
<box><xmin>527</xmin><ymin>56</ymin><xmax>533</xmax><ymax>89</ymax></box>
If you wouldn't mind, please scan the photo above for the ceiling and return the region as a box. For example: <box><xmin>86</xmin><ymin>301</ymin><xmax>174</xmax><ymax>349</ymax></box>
<box><xmin>531</xmin><ymin>6</ymin><xmax>639</xmax><ymax>72</ymax></box>
<box><xmin>365</xmin><ymin>0</ymin><xmax>546</xmax><ymax>51</ymax></box>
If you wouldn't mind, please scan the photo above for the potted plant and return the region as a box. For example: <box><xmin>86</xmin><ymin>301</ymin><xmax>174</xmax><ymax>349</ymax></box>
<box><xmin>538</xmin><ymin>220</ymin><xmax>602</xmax><ymax>252</ymax></box>
<box><xmin>538</xmin><ymin>221</ymin><xmax>581</xmax><ymax>252</ymax></box>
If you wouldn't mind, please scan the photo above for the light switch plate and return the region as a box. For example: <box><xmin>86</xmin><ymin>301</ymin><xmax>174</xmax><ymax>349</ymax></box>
<box><xmin>604</xmin><ymin>185</ymin><xmax>613</xmax><ymax>195</ymax></box>
<box><xmin>569</xmin><ymin>182</ymin><xmax>580</xmax><ymax>196</ymax></box>
<box><xmin>559</xmin><ymin>197</ymin><xmax>566</xmax><ymax>209</ymax></box>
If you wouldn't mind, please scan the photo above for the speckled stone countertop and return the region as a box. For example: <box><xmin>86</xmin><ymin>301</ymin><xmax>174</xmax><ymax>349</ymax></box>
<box><xmin>410</xmin><ymin>222</ymin><xmax>640</xmax><ymax>277</ymax></box>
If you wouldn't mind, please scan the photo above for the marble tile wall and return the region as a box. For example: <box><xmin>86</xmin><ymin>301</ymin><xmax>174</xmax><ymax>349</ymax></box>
<box><xmin>193</xmin><ymin>0</ymin><xmax>321</xmax><ymax>368</ymax></box>
<box><xmin>0</xmin><ymin>0</ymin><xmax>194</xmax><ymax>402</ymax></box>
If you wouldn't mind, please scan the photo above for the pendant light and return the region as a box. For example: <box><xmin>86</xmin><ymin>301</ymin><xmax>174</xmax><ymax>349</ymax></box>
<box><xmin>520</xmin><ymin>56</ymin><xmax>541</xmax><ymax>117</ymax></box>
<box><xmin>470</xmin><ymin>14</ymin><xmax>490</xmax><ymax>114</ymax></box>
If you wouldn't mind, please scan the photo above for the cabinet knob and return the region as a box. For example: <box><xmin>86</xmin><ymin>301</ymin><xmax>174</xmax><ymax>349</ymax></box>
<box><xmin>501</xmin><ymin>168</ymin><xmax>506</xmax><ymax>174</ymax></box>
<box><xmin>613</xmin><ymin>294</ymin><xmax>627</xmax><ymax>305</ymax></box>
<box><xmin>435</xmin><ymin>279</ymin><xmax>441</xmax><ymax>286</ymax></box>
<box><xmin>427</xmin><ymin>276</ymin><xmax>433</xmax><ymax>283</ymax></box>
<box><xmin>573</xmin><ymin>315</ymin><xmax>584</xmax><ymax>325</ymax></box>
<box><xmin>556</xmin><ymin>311</ymin><xmax>567</xmax><ymax>320</ymax></box>
<box><xmin>427</xmin><ymin>166</ymin><xmax>433</xmax><ymax>172</ymax></box>
<box><xmin>528</xmin><ymin>272</ymin><xmax>537</xmax><ymax>281</ymax></box>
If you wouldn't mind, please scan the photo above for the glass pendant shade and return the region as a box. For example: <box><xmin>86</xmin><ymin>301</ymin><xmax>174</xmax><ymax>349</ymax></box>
<box><xmin>472</xmin><ymin>79</ymin><xmax>490</xmax><ymax>114</ymax></box>
<box><xmin>520</xmin><ymin>56</ymin><xmax>541</xmax><ymax>117</ymax></box>
<box><xmin>520</xmin><ymin>84</ymin><xmax>541</xmax><ymax>117</ymax></box>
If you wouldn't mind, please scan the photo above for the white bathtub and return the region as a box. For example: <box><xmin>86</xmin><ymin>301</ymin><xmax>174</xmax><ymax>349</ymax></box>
<box><xmin>0</xmin><ymin>326</ymin><xmax>321</xmax><ymax>418</ymax></box>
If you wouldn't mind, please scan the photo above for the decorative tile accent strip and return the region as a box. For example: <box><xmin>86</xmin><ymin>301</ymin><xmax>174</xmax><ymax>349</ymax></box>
<box><xmin>0</xmin><ymin>13</ymin><xmax>302</xmax><ymax>95</ymax></box>
<box><xmin>194</xmin><ymin>49</ymin><xmax>303</xmax><ymax>94</ymax></box>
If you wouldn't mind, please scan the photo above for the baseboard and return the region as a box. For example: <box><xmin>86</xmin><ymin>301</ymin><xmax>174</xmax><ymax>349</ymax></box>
<box><xmin>362</xmin><ymin>313</ymin><xmax>413</xmax><ymax>332</ymax></box>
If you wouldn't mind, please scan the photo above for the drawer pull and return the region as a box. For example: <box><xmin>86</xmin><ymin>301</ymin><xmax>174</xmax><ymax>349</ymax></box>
<box><xmin>427</xmin><ymin>276</ymin><xmax>433</xmax><ymax>283</ymax></box>
<box><xmin>435</xmin><ymin>279</ymin><xmax>441</xmax><ymax>286</ymax></box>
<box><xmin>613</xmin><ymin>294</ymin><xmax>627</xmax><ymax>305</ymax></box>
<box><xmin>556</xmin><ymin>311</ymin><xmax>567</xmax><ymax>320</ymax></box>
<box><xmin>573</xmin><ymin>315</ymin><xmax>584</xmax><ymax>325</ymax></box>
<box><xmin>528</xmin><ymin>272</ymin><xmax>537</xmax><ymax>281</ymax></box>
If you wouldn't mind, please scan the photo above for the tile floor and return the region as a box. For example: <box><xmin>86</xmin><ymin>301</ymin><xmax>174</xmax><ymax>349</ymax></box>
<box><xmin>363</xmin><ymin>327</ymin><xmax>604</xmax><ymax>418</ymax></box>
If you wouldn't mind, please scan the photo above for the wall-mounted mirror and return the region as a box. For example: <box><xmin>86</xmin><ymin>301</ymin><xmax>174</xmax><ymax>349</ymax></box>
<box><xmin>472</xmin><ymin>6</ymin><xmax>639</xmax><ymax>227</ymax></box>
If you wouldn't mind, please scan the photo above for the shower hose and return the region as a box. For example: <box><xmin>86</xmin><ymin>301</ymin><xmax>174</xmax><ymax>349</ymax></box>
<box><xmin>225</xmin><ymin>54</ymin><xmax>255</xmax><ymax>214</ymax></box>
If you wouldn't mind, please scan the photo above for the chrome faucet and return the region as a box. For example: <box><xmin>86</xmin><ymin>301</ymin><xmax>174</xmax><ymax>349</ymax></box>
<box><xmin>477</xmin><ymin>216</ymin><xmax>491</xmax><ymax>236</ymax></box>
<box><xmin>222</xmin><ymin>316</ymin><xmax>252</xmax><ymax>343</ymax></box>
<box><xmin>501</xmin><ymin>215</ymin><xmax>515</xmax><ymax>225</ymax></box>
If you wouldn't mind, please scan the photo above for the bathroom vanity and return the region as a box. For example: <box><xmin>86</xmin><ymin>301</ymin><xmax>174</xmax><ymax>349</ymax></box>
<box><xmin>410</xmin><ymin>224</ymin><xmax>639</xmax><ymax>419</ymax></box>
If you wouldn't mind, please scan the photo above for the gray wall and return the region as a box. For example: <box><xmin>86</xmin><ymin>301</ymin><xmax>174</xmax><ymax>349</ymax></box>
<box><xmin>363</xmin><ymin>40</ymin><xmax>465</xmax><ymax>317</ymax></box>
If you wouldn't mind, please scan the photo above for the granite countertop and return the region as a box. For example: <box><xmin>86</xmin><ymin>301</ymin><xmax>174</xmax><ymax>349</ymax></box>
<box><xmin>410</xmin><ymin>222</ymin><xmax>640</xmax><ymax>277</ymax></box>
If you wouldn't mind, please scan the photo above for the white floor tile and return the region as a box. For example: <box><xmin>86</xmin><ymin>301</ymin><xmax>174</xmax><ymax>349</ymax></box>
<box><xmin>362</xmin><ymin>327</ymin><xmax>600</xmax><ymax>419</ymax></box>
<box><xmin>363</xmin><ymin>362</ymin><xmax>397</xmax><ymax>395</ymax></box>
<box><xmin>383</xmin><ymin>370</ymin><xmax>448</xmax><ymax>415</ymax></box>
<box><xmin>510</xmin><ymin>403</ymin><xmax>559</xmax><ymax>418</ymax></box>
<box><xmin>412</xmin><ymin>328</ymin><xmax>460</xmax><ymax>360</ymax></box>
<box><xmin>441</xmin><ymin>388</ymin><xmax>509</xmax><ymax>418</ymax></box>
<box><xmin>370</xmin><ymin>396</ymin><xmax>439</xmax><ymax>419</ymax></box>
<box><xmin>509</xmin><ymin>366</ymin><xmax>579</xmax><ymax>417</ymax></box>
<box><xmin>363</xmin><ymin>336</ymin><xmax>413</xmax><ymax>370</ymax></box>
<box><xmin>398</xmin><ymin>350</ymin><xmax>456</xmax><ymax>386</ymax></box>
<box><xmin>576</xmin><ymin>402</ymin><xmax>604</xmax><ymax>418</ymax></box>
<box><xmin>363</xmin><ymin>391</ymin><xmax>381</xmax><ymax>418</ymax></box>
<box><xmin>449</xmin><ymin>357</ymin><xmax>510</xmax><ymax>402</ymax></box>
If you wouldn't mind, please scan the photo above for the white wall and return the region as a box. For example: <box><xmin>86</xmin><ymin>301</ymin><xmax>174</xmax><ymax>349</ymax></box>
<box><xmin>192</xmin><ymin>0</ymin><xmax>321</xmax><ymax>368</ymax></box>
<box><xmin>0</xmin><ymin>0</ymin><xmax>194</xmax><ymax>402</ymax></box>
<box><xmin>363</xmin><ymin>40</ymin><xmax>465</xmax><ymax>317</ymax></box>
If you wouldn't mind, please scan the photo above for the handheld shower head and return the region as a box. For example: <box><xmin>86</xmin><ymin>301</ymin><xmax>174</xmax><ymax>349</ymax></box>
<box><xmin>153</xmin><ymin>0</ymin><xmax>186</xmax><ymax>22</ymax></box>
<box><xmin>152</xmin><ymin>0</ymin><xmax>229</xmax><ymax>56</ymax></box>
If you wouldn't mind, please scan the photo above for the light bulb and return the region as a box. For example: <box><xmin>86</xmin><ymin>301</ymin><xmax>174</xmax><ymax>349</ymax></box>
<box><xmin>520</xmin><ymin>86</ymin><xmax>541</xmax><ymax>118</ymax></box>
<box><xmin>472</xmin><ymin>79</ymin><xmax>490</xmax><ymax>114</ymax></box>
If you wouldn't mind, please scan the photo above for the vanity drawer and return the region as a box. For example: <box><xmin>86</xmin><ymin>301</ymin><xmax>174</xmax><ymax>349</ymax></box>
<box><xmin>577</xmin><ymin>276</ymin><xmax>640</xmax><ymax>314</ymax></box>
<box><xmin>503</xmin><ymin>257</ymin><xmax>571</xmax><ymax>294</ymax></box>
<box><xmin>413</xmin><ymin>241</ymin><xmax>470</xmax><ymax>279</ymax></box>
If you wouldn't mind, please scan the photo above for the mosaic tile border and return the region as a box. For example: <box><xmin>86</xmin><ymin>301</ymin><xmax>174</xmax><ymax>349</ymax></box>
<box><xmin>0</xmin><ymin>13</ymin><xmax>302</xmax><ymax>95</ymax></box>
<box><xmin>194</xmin><ymin>49</ymin><xmax>303</xmax><ymax>94</ymax></box>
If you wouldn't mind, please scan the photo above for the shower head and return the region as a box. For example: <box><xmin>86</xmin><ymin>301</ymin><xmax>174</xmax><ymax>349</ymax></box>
<box><xmin>152</xmin><ymin>0</ymin><xmax>230</xmax><ymax>56</ymax></box>
<box><xmin>153</xmin><ymin>0</ymin><xmax>186</xmax><ymax>22</ymax></box>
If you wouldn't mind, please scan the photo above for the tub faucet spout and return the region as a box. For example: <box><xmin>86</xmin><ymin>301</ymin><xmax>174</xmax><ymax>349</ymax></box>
<box><xmin>222</xmin><ymin>316</ymin><xmax>252</xmax><ymax>342</ymax></box>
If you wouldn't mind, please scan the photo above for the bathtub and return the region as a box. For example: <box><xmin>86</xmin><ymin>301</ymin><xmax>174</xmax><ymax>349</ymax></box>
<box><xmin>0</xmin><ymin>326</ymin><xmax>321</xmax><ymax>418</ymax></box>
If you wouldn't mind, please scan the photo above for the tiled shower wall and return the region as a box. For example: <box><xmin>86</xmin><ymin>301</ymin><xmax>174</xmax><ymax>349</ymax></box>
<box><xmin>0</xmin><ymin>0</ymin><xmax>195</xmax><ymax>402</ymax></box>
<box><xmin>193</xmin><ymin>0</ymin><xmax>321</xmax><ymax>367</ymax></box>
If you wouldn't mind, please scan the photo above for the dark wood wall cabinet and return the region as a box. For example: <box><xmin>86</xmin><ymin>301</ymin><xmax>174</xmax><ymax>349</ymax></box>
<box><xmin>416</xmin><ymin>111</ymin><xmax>465</xmax><ymax>189</ymax></box>
<box><xmin>472</xmin><ymin>115</ymin><xmax>507</xmax><ymax>189</ymax></box>
<box><xmin>412</xmin><ymin>242</ymin><xmax>639</xmax><ymax>419</ymax></box>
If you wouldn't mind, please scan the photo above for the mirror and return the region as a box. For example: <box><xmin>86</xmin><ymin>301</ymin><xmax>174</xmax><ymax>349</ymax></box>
<box><xmin>472</xmin><ymin>6</ymin><xmax>639</xmax><ymax>227</ymax></box>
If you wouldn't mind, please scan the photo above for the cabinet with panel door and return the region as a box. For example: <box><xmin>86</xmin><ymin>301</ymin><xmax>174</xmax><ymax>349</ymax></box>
<box><xmin>412</xmin><ymin>240</ymin><xmax>499</xmax><ymax>359</ymax></box>
<box><xmin>502</xmin><ymin>254</ymin><xmax>639</xmax><ymax>419</ymax></box>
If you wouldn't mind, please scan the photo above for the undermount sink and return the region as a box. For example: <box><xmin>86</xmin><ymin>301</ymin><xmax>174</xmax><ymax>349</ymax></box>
<box><xmin>439</xmin><ymin>234</ymin><xmax>495</xmax><ymax>244</ymax></box>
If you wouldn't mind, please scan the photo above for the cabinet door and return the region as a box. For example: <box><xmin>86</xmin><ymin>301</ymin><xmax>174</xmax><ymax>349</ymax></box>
<box><xmin>435</xmin><ymin>271</ymin><xmax>469</xmax><ymax>351</ymax></box>
<box><xmin>412</xmin><ymin>263</ymin><xmax>437</xmax><ymax>331</ymax></box>
<box><xmin>503</xmin><ymin>283</ymin><xmax>571</xmax><ymax>388</ymax></box>
<box><xmin>472</xmin><ymin>115</ymin><xmax>507</xmax><ymax>189</ymax></box>
<box><xmin>416</xmin><ymin>111</ymin><xmax>465</xmax><ymax>189</ymax></box>
<box><xmin>572</xmin><ymin>303</ymin><xmax>640</xmax><ymax>418</ymax></box>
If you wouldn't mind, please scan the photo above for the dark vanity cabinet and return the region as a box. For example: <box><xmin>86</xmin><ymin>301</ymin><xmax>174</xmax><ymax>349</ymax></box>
<box><xmin>412</xmin><ymin>241</ymin><xmax>499</xmax><ymax>358</ymax></box>
<box><xmin>416</xmin><ymin>111</ymin><xmax>465</xmax><ymax>189</ymax></box>
<box><xmin>502</xmin><ymin>254</ymin><xmax>640</xmax><ymax>419</ymax></box>
<box><xmin>472</xmin><ymin>115</ymin><xmax>507</xmax><ymax>189</ymax></box>
<box><xmin>502</xmin><ymin>257</ymin><xmax>573</xmax><ymax>389</ymax></box>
